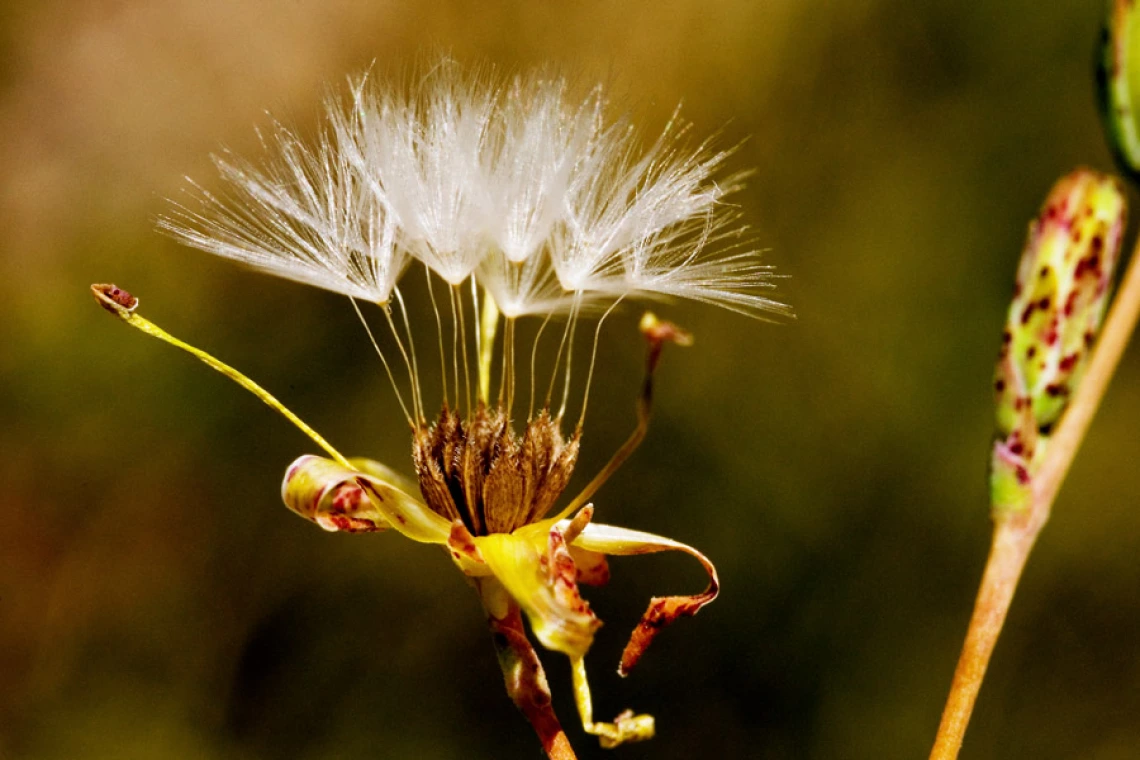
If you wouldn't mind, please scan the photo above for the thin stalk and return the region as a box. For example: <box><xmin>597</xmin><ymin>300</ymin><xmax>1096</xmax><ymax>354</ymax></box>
<box><xmin>509</xmin><ymin>317</ymin><xmax>519</xmax><ymax>415</ymax></box>
<box><xmin>529</xmin><ymin>311</ymin><xmax>554</xmax><ymax>420</ymax></box>
<box><xmin>456</xmin><ymin>284</ymin><xmax>472</xmax><ymax>415</ymax></box>
<box><xmin>578</xmin><ymin>297</ymin><xmax>623</xmax><ymax>428</ymax></box>
<box><xmin>91</xmin><ymin>285</ymin><xmax>352</xmax><ymax>468</ymax></box>
<box><xmin>505</xmin><ymin>318</ymin><xmax>518</xmax><ymax>416</ymax></box>
<box><xmin>929</xmin><ymin>238</ymin><xmax>1140</xmax><ymax>760</ymax></box>
<box><xmin>928</xmin><ymin>518</ymin><xmax>1039</xmax><ymax>760</ymax></box>
<box><xmin>556</xmin><ymin>313</ymin><xmax>676</xmax><ymax>520</ymax></box>
<box><xmin>449</xmin><ymin>283</ymin><xmax>460</xmax><ymax>412</ymax></box>
<box><xmin>350</xmin><ymin>298</ymin><xmax>414</xmax><ymax>427</ymax></box>
<box><xmin>382</xmin><ymin>305</ymin><xmax>421</xmax><ymax>423</ymax></box>
<box><xmin>557</xmin><ymin>296</ymin><xmax>583</xmax><ymax>420</ymax></box>
<box><xmin>546</xmin><ymin>298</ymin><xmax>578</xmax><ymax>408</ymax></box>
<box><xmin>425</xmin><ymin>264</ymin><xmax>449</xmax><ymax>407</ymax></box>
<box><xmin>479</xmin><ymin>288</ymin><xmax>500</xmax><ymax>405</ymax></box>
<box><xmin>392</xmin><ymin>287</ymin><xmax>425</xmax><ymax>423</ymax></box>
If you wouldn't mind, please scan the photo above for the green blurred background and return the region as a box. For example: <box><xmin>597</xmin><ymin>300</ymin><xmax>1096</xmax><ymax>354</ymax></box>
<box><xmin>3</xmin><ymin>1</ymin><xmax>1139</xmax><ymax>758</ymax></box>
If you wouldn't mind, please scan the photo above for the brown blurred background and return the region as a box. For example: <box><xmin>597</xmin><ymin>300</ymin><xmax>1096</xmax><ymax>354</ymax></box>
<box><xmin>2</xmin><ymin>1</ymin><xmax>1139</xmax><ymax>758</ymax></box>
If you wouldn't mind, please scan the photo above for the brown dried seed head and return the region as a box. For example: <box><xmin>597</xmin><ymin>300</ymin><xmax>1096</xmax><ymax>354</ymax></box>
<box><xmin>413</xmin><ymin>404</ymin><xmax>579</xmax><ymax>535</ymax></box>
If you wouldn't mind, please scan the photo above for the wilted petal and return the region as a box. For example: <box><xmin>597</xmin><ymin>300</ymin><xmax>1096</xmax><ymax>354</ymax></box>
<box><xmin>282</xmin><ymin>455</ymin><xmax>452</xmax><ymax>543</ymax></box>
<box><xmin>475</xmin><ymin>523</ymin><xmax>601</xmax><ymax>659</ymax></box>
<box><xmin>570</xmin><ymin>521</ymin><xmax>719</xmax><ymax>676</ymax></box>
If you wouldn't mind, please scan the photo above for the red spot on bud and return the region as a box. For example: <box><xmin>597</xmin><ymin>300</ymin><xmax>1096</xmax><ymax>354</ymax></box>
<box><xmin>1063</xmin><ymin>291</ymin><xmax>1078</xmax><ymax>317</ymax></box>
<box><xmin>1020</xmin><ymin>302</ymin><xmax>1036</xmax><ymax>324</ymax></box>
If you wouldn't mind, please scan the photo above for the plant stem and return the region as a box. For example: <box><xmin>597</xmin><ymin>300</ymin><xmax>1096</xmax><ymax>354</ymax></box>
<box><xmin>928</xmin><ymin>516</ymin><xmax>1039</xmax><ymax>760</ymax></box>
<box><xmin>929</xmin><ymin>238</ymin><xmax>1140</xmax><ymax>760</ymax></box>
<box><xmin>486</xmin><ymin>596</ymin><xmax>577</xmax><ymax>760</ymax></box>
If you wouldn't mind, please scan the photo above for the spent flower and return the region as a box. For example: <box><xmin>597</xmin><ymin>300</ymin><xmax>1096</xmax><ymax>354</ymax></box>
<box><xmin>96</xmin><ymin>60</ymin><xmax>788</xmax><ymax>755</ymax></box>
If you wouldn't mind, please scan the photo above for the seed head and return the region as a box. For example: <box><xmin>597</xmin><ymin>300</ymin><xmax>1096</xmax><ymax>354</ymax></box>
<box><xmin>159</xmin><ymin>60</ymin><xmax>790</xmax><ymax>321</ymax></box>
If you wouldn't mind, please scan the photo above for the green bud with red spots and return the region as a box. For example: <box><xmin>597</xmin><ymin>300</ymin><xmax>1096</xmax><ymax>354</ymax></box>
<box><xmin>991</xmin><ymin>169</ymin><xmax>1126</xmax><ymax>513</ymax></box>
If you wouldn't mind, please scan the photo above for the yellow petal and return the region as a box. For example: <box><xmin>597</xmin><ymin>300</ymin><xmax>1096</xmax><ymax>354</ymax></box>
<box><xmin>281</xmin><ymin>455</ymin><xmax>451</xmax><ymax>543</ymax></box>
<box><xmin>445</xmin><ymin>520</ymin><xmax>494</xmax><ymax>577</ymax></box>
<box><xmin>475</xmin><ymin>526</ymin><xmax>601</xmax><ymax>659</ymax></box>
<box><xmin>571</xmin><ymin>522</ymin><xmax>719</xmax><ymax>675</ymax></box>
<box><xmin>571</xmin><ymin>656</ymin><xmax>655</xmax><ymax>749</ymax></box>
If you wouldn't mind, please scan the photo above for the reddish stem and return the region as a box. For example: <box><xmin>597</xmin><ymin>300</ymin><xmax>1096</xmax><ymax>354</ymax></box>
<box><xmin>487</xmin><ymin>600</ymin><xmax>577</xmax><ymax>760</ymax></box>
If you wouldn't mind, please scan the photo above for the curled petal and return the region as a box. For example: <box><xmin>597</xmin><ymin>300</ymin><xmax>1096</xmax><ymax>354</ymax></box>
<box><xmin>476</xmin><ymin>524</ymin><xmax>601</xmax><ymax>659</ymax></box>
<box><xmin>282</xmin><ymin>455</ymin><xmax>452</xmax><ymax>543</ymax></box>
<box><xmin>282</xmin><ymin>455</ymin><xmax>388</xmax><ymax>532</ymax></box>
<box><xmin>571</xmin><ymin>522</ymin><xmax>720</xmax><ymax>676</ymax></box>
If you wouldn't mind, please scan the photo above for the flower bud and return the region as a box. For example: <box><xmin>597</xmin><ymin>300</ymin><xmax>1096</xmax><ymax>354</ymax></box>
<box><xmin>1099</xmin><ymin>0</ymin><xmax>1140</xmax><ymax>181</ymax></box>
<box><xmin>991</xmin><ymin>169</ymin><xmax>1125</xmax><ymax>513</ymax></box>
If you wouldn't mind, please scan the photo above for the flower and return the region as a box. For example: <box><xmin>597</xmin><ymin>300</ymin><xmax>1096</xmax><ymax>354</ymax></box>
<box><xmin>97</xmin><ymin>60</ymin><xmax>788</xmax><ymax>756</ymax></box>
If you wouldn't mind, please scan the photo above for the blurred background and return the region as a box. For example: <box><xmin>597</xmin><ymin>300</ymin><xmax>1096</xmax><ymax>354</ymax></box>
<box><xmin>3</xmin><ymin>1</ymin><xmax>1139</xmax><ymax>758</ymax></box>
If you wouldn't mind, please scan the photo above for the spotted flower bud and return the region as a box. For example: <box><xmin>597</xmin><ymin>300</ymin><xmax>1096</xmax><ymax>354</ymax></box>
<box><xmin>991</xmin><ymin>169</ymin><xmax>1126</xmax><ymax>513</ymax></box>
